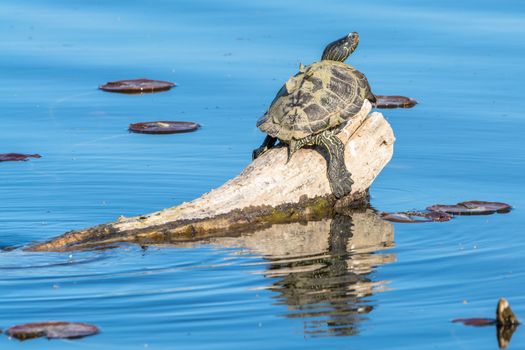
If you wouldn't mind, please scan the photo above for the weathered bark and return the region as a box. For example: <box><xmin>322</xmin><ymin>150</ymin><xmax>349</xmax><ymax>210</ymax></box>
<box><xmin>29</xmin><ymin>101</ymin><xmax>395</xmax><ymax>251</ymax></box>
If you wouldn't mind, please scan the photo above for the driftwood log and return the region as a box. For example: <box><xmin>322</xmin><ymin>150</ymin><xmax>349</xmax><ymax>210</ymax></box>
<box><xmin>29</xmin><ymin>100</ymin><xmax>395</xmax><ymax>251</ymax></box>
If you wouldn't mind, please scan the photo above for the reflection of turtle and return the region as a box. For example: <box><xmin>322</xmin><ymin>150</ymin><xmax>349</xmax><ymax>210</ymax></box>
<box><xmin>253</xmin><ymin>32</ymin><xmax>376</xmax><ymax>198</ymax></box>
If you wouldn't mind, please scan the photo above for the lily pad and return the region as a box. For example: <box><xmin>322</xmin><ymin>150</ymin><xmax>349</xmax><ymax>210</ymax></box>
<box><xmin>129</xmin><ymin>121</ymin><xmax>200</xmax><ymax>134</ymax></box>
<box><xmin>452</xmin><ymin>318</ymin><xmax>496</xmax><ymax>326</ymax></box>
<box><xmin>380</xmin><ymin>210</ymin><xmax>452</xmax><ymax>223</ymax></box>
<box><xmin>0</xmin><ymin>153</ymin><xmax>41</xmax><ymax>162</ymax></box>
<box><xmin>6</xmin><ymin>321</ymin><xmax>99</xmax><ymax>340</ymax></box>
<box><xmin>99</xmin><ymin>78</ymin><xmax>176</xmax><ymax>93</ymax></box>
<box><xmin>427</xmin><ymin>201</ymin><xmax>512</xmax><ymax>215</ymax></box>
<box><xmin>375</xmin><ymin>95</ymin><xmax>418</xmax><ymax>109</ymax></box>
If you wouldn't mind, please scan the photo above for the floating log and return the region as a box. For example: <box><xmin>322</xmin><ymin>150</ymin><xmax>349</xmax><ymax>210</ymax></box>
<box><xmin>29</xmin><ymin>101</ymin><xmax>395</xmax><ymax>251</ymax></box>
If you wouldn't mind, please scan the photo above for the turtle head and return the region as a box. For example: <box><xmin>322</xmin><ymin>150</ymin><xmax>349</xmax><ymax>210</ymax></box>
<box><xmin>321</xmin><ymin>32</ymin><xmax>359</xmax><ymax>62</ymax></box>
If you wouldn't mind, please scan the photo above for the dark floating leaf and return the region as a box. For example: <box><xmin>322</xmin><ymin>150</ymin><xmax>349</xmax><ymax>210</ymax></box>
<box><xmin>129</xmin><ymin>121</ymin><xmax>200</xmax><ymax>134</ymax></box>
<box><xmin>380</xmin><ymin>210</ymin><xmax>452</xmax><ymax>223</ymax></box>
<box><xmin>0</xmin><ymin>153</ymin><xmax>41</xmax><ymax>162</ymax></box>
<box><xmin>452</xmin><ymin>318</ymin><xmax>496</xmax><ymax>326</ymax></box>
<box><xmin>427</xmin><ymin>201</ymin><xmax>512</xmax><ymax>216</ymax></box>
<box><xmin>6</xmin><ymin>321</ymin><xmax>99</xmax><ymax>341</ymax></box>
<box><xmin>99</xmin><ymin>78</ymin><xmax>176</xmax><ymax>94</ymax></box>
<box><xmin>375</xmin><ymin>95</ymin><xmax>418</xmax><ymax>109</ymax></box>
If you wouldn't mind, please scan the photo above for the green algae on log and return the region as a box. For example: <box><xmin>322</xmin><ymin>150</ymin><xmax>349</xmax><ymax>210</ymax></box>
<box><xmin>28</xmin><ymin>101</ymin><xmax>395</xmax><ymax>251</ymax></box>
<box><xmin>28</xmin><ymin>196</ymin><xmax>343</xmax><ymax>251</ymax></box>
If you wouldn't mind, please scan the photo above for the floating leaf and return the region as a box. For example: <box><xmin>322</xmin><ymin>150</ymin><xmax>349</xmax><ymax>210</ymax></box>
<box><xmin>380</xmin><ymin>210</ymin><xmax>452</xmax><ymax>223</ymax></box>
<box><xmin>99</xmin><ymin>78</ymin><xmax>176</xmax><ymax>93</ymax></box>
<box><xmin>427</xmin><ymin>201</ymin><xmax>511</xmax><ymax>215</ymax></box>
<box><xmin>6</xmin><ymin>321</ymin><xmax>99</xmax><ymax>340</ymax></box>
<box><xmin>129</xmin><ymin>121</ymin><xmax>200</xmax><ymax>134</ymax></box>
<box><xmin>0</xmin><ymin>153</ymin><xmax>41</xmax><ymax>162</ymax></box>
<box><xmin>375</xmin><ymin>95</ymin><xmax>418</xmax><ymax>109</ymax></box>
<box><xmin>452</xmin><ymin>318</ymin><xmax>496</xmax><ymax>326</ymax></box>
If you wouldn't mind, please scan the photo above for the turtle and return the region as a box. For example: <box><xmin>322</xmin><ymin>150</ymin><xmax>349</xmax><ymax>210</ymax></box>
<box><xmin>252</xmin><ymin>32</ymin><xmax>376</xmax><ymax>198</ymax></box>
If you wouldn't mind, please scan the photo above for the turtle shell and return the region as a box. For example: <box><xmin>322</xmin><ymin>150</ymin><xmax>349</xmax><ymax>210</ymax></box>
<box><xmin>257</xmin><ymin>61</ymin><xmax>373</xmax><ymax>141</ymax></box>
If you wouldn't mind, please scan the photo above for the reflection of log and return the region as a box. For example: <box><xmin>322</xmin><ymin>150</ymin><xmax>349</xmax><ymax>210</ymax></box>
<box><xmin>204</xmin><ymin>210</ymin><xmax>395</xmax><ymax>266</ymax></box>
<box><xmin>171</xmin><ymin>210</ymin><xmax>395</xmax><ymax>337</ymax></box>
<box><xmin>29</xmin><ymin>101</ymin><xmax>395</xmax><ymax>251</ymax></box>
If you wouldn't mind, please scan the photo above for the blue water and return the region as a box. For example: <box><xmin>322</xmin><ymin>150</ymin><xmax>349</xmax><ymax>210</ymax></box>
<box><xmin>1</xmin><ymin>0</ymin><xmax>524</xmax><ymax>348</ymax></box>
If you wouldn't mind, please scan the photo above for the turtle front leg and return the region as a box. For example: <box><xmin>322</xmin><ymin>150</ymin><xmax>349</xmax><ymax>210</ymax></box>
<box><xmin>252</xmin><ymin>135</ymin><xmax>278</xmax><ymax>160</ymax></box>
<box><xmin>306</xmin><ymin>131</ymin><xmax>353</xmax><ymax>198</ymax></box>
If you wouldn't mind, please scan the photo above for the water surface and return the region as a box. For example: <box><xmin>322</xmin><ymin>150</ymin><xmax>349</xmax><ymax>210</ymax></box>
<box><xmin>1</xmin><ymin>0</ymin><xmax>524</xmax><ymax>349</ymax></box>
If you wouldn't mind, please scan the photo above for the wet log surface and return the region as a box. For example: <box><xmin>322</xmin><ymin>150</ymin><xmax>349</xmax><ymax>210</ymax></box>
<box><xmin>29</xmin><ymin>101</ymin><xmax>395</xmax><ymax>251</ymax></box>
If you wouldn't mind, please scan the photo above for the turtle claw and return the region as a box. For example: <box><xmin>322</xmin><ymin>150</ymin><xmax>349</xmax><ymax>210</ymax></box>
<box><xmin>286</xmin><ymin>147</ymin><xmax>293</xmax><ymax>164</ymax></box>
<box><xmin>331</xmin><ymin>176</ymin><xmax>354</xmax><ymax>199</ymax></box>
<box><xmin>252</xmin><ymin>147</ymin><xmax>267</xmax><ymax>160</ymax></box>
<box><xmin>253</xmin><ymin>135</ymin><xmax>278</xmax><ymax>161</ymax></box>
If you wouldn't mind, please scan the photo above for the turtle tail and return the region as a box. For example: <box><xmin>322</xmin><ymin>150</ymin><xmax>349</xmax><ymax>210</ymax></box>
<box><xmin>286</xmin><ymin>139</ymin><xmax>299</xmax><ymax>163</ymax></box>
